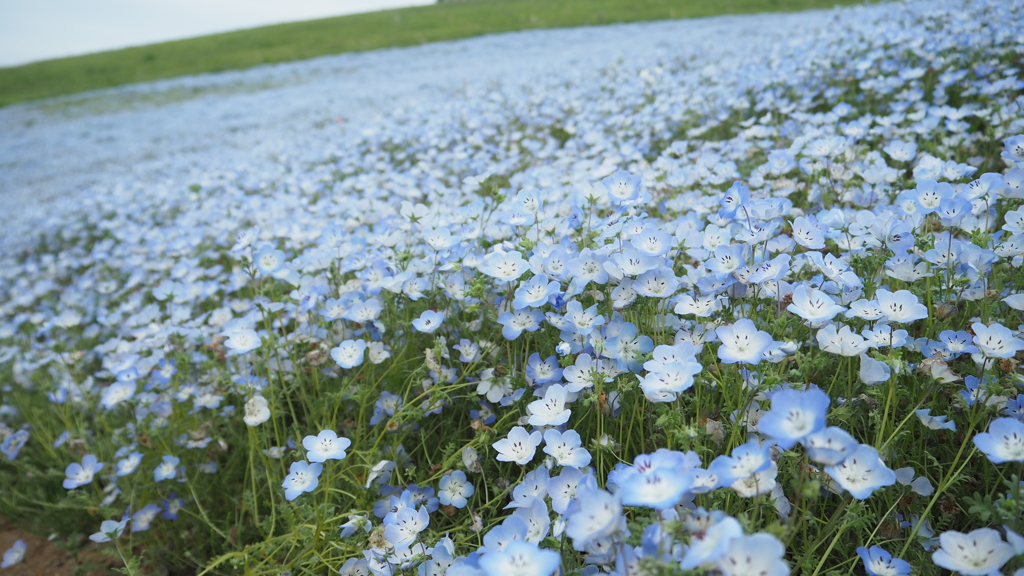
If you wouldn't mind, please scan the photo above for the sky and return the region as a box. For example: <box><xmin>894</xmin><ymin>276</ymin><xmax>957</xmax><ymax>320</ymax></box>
<box><xmin>0</xmin><ymin>0</ymin><xmax>434</xmax><ymax>67</ymax></box>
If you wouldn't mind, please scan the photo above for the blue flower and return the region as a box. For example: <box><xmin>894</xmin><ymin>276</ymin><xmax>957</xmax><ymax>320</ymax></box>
<box><xmin>131</xmin><ymin>504</ymin><xmax>161</xmax><ymax>533</ymax></box>
<box><xmin>282</xmin><ymin>461</ymin><xmax>323</xmax><ymax>501</ymax></box>
<box><xmin>757</xmin><ymin>387</ymin><xmax>830</xmax><ymax>449</ymax></box>
<box><xmin>479</xmin><ymin>539</ymin><xmax>560</xmax><ymax>576</ymax></box>
<box><xmin>161</xmin><ymin>493</ymin><xmax>185</xmax><ymax>520</ymax></box>
<box><xmin>331</xmin><ymin>339</ymin><xmax>367</xmax><ymax>369</ymax></box>
<box><xmin>153</xmin><ymin>455</ymin><xmax>180</xmax><ymax>482</ymax></box>
<box><xmin>496</xmin><ymin>308</ymin><xmax>544</xmax><ymax>341</ymax></box>
<box><xmin>438</xmin><ymin>470</ymin><xmax>475</xmax><ymax>509</ymax></box>
<box><xmin>302</xmin><ymin>429</ymin><xmax>352</xmax><ymax>462</ymax></box>
<box><xmin>542</xmin><ymin>429</ymin><xmax>592</xmax><ymax>469</ymax></box>
<box><xmin>370</xmin><ymin>391</ymin><xmax>402</xmax><ymax>425</ymax></box>
<box><xmin>857</xmin><ymin>545</ymin><xmax>911</xmax><ymax>576</ymax></box>
<box><xmin>513</xmin><ymin>274</ymin><xmax>561</xmax><ymax>309</ymax></box>
<box><xmin>974</xmin><ymin>417</ymin><xmax>1024</xmax><ymax>464</ymax></box>
<box><xmin>707</xmin><ymin>439</ymin><xmax>773</xmax><ymax>488</ymax></box>
<box><xmin>412</xmin><ymin>310</ymin><xmax>445</xmax><ymax>333</ymax></box>
<box><xmin>1</xmin><ymin>540</ymin><xmax>26</xmax><ymax>569</ymax></box>
<box><xmin>716</xmin><ymin>533</ymin><xmax>789</xmax><ymax>576</ymax></box>
<box><xmin>0</xmin><ymin>430</ymin><xmax>29</xmax><ymax>460</ymax></box>
<box><xmin>383</xmin><ymin>506</ymin><xmax>429</xmax><ymax>550</ymax></box>
<box><xmin>824</xmin><ymin>445</ymin><xmax>895</xmax><ymax>499</ymax></box>
<box><xmin>479</xmin><ymin>250</ymin><xmax>529</xmax><ymax>281</ymax></box>
<box><xmin>63</xmin><ymin>454</ymin><xmax>104</xmax><ymax>489</ymax></box>
<box><xmin>716</xmin><ymin>318</ymin><xmax>773</xmax><ymax>364</ymax></box>
<box><xmin>89</xmin><ymin>518</ymin><xmax>128</xmax><ymax>543</ymax></box>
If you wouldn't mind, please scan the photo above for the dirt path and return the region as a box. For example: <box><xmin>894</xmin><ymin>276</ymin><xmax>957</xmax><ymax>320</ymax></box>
<box><xmin>0</xmin><ymin>517</ymin><xmax>117</xmax><ymax>576</ymax></box>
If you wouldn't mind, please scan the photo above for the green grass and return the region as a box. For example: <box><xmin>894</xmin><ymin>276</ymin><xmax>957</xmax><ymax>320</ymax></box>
<box><xmin>0</xmin><ymin>0</ymin><xmax>864</xmax><ymax>108</ymax></box>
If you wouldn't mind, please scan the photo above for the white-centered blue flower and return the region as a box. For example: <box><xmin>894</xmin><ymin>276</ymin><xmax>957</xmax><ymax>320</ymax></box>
<box><xmin>302</xmin><ymin>429</ymin><xmax>352</xmax><ymax>462</ymax></box>
<box><xmin>282</xmin><ymin>461</ymin><xmax>322</xmax><ymax>501</ymax></box>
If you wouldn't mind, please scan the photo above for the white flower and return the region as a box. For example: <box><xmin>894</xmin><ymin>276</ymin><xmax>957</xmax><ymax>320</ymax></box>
<box><xmin>526</xmin><ymin>384</ymin><xmax>571</xmax><ymax>427</ymax></box>
<box><xmin>243</xmin><ymin>395</ymin><xmax>270</xmax><ymax>426</ymax></box>
<box><xmin>932</xmin><ymin>528</ymin><xmax>1014</xmax><ymax>576</ymax></box>
<box><xmin>972</xmin><ymin>322</ymin><xmax>1024</xmax><ymax>358</ymax></box>
<box><xmin>493</xmin><ymin>426</ymin><xmax>542</xmax><ymax>465</ymax></box>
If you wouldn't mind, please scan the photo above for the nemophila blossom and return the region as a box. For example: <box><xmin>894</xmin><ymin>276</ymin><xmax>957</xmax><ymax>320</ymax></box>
<box><xmin>479</xmin><ymin>539</ymin><xmax>560</xmax><ymax>576</ymax></box>
<box><xmin>807</xmin><ymin>252</ymin><xmax>862</xmax><ymax>288</ymax></box>
<box><xmin>513</xmin><ymin>274</ymin><xmax>561</xmax><ymax>309</ymax></box>
<box><xmin>602</xmin><ymin>170</ymin><xmax>642</xmax><ymax>205</ymax></box>
<box><xmin>932</xmin><ymin>528</ymin><xmax>1015</xmax><ymax>576</ymax></box>
<box><xmin>494</xmin><ymin>427</ymin><xmax>543</xmax><ymax>465</ymax></box>
<box><xmin>874</xmin><ymin>289</ymin><xmax>928</xmax><ymax>323</ymax></box>
<box><xmin>862</xmin><ymin>325</ymin><xmax>908</xmax><ymax>349</ymax></box>
<box><xmin>633</xmin><ymin>266</ymin><xmax>679</xmax><ymax>298</ymax></box>
<box><xmin>856</xmin><ymin>546</ymin><xmax>911</xmax><ymax>576</ymax></box>
<box><xmin>972</xmin><ymin>322</ymin><xmax>1024</xmax><ymax>358</ymax></box>
<box><xmin>64</xmin><ymin>454</ymin><xmax>104</xmax><ymax>489</ymax></box>
<box><xmin>282</xmin><ymin>461</ymin><xmax>322</xmax><ymax>501</ymax></box>
<box><xmin>801</xmin><ymin>426</ymin><xmax>858</xmax><ymax>465</ymax></box>
<box><xmin>717</xmin><ymin>533</ymin><xmax>789</xmax><ymax>576</ymax></box>
<box><xmin>303</xmin><ymin>429</ymin><xmax>351</xmax><ymax>462</ymax></box>
<box><xmin>384</xmin><ymin>506</ymin><xmax>429</xmax><ymax>550</ymax></box>
<box><xmin>222</xmin><ymin>328</ymin><xmax>262</xmax><ymax>356</ymax></box>
<box><xmin>438</xmin><ymin>470</ymin><xmax>475</xmax><ymax>508</ymax></box>
<box><xmin>708</xmin><ymin>439</ymin><xmax>773</xmax><ymax>487</ymax></box>
<box><xmin>757</xmin><ymin>387</ymin><xmax>829</xmax><ymax>449</ymax></box>
<box><xmin>611</xmin><ymin>249</ymin><xmax>660</xmax><ymax>276</ymax></box>
<box><xmin>543</xmin><ymin>429</ymin><xmax>591</xmax><ymax>468</ymax></box>
<box><xmin>719</xmin><ymin>181</ymin><xmax>750</xmax><ymax>219</ymax></box>
<box><xmin>817</xmin><ymin>324</ymin><xmax>869</xmax><ymax>356</ymax></box>
<box><xmin>613</xmin><ymin>450</ymin><xmax>697</xmax><ymax>510</ymax></box>
<box><xmin>100</xmin><ymin>379</ymin><xmax>136</xmax><ymax>410</ymax></box>
<box><xmin>89</xmin><ymin>518</ymin><xmax>128</xmax><ymax>543</ymax></box>
<box><xmin>716</xmin><ymin>318</ymin><xmax>773</xmax><ymax>364</ymax></box>
<box><xmin>480</xmin><ymin>250</ymin><xmax>529</xmax><ymax>281</ymax></box>
<box><xmin>253</xmin><ymin>245</ymin><xmax>286</xmax><ymax>275</ymax></box>
<box><xmin>973</xmin><ymin>417</ymin><xmax>1024</xmax><ymax>463</ymax></box>
<box><xmin>859</xmin><ymin>354</ymin><xmax>891</xmax><ymax>385</ymax></box>
<box><xmin>477</xmin><ymin>368</ymin><xmax>513</xmax><ymax>403</ymax></box>
<box><xmin>497</xmin><ymin>308</ymin><xmax>545</xmax><ymax>341</ymax></box>
<box><xmin>332</xmin><ymin>339</ymin><xmax>367</xmax><ymax>369</ymax></box>
<box><xmin>747</xmin><ymin>253</ymin><xmax>790</xmax><ymax>284</ymax></box>
<box><xmin>565</xmin><ymin>300</ymin><xmax>606</xmax><ymax>335</ymax></box>
<box><xmin>1003</xmin><ymin>134</ymin><xmax>1024</xmax><ymax>164</ymax></box>
<box><xmin>243</xmin><ymin>394</ymin><xmax>271</xmax><ymax>426</ymax></box>
<box><xmin>370</xmin><ymin>391</ymin><xmax>402</xmax><ymax>425</ymax></box>
<box><xmin>883</xmin><ymin>139</ymin><xmax>917</xmax><ymax>162</ymax></box>
<box><xmin>413</xmin><ymin>310</ymin><xmax>445</xmax><ymax>333</ymax></box>
<box><xmin>791</xmin><ymin>215</ymin><xmax>827</xmax><ymax>249</ymax></box>
<box><xmin>527</xmin><ymin>384</ymin><xmax>571</xmax><ymax>426</ymax></box>
<box><xmin>787</xmin><ymin>285</ymin><xmax>845</xmax><ymax>324</ymax></box>
<box><xmin>564</xmin><ymin>482</ymin><xmax>623</xmax><ymax>549</ymax></box>
<box><xmin>603</xmin><ymin>321</ymin><xmax>654</xmax><ymax>373</ymax></box>
<box><xmin>916</xmin><ymin>409</ymin><xmax>956</xmax><ymax>431</ymax></box>
<box><xmin>0</xmin><ymin>430</ymin><xmax>29</xmax><ymax>460</ymax></box>
<box><xmin>115</xmin><ymin>451</ymin><xmax>144</xmax><ymax>476</ymax></box>
<box><xmin>526</xmin><ymin>353</ymin><xmax>562</xmax><ymax>384</ymax></box>
<box><xmin>154</xmin><ymin>455</ymin><xmax>179</xmax><ymax>482</ymax></box>
<box><xmin>1</xmin><ymin>540</ymin><xmax>26</xmax><ymax>568</ymax></box>
<box><xmin>483</xmin><ymin>515</ymin><xmax>529</xmax><ymax>551</ymax></box>
<box><xmin>131</xmin><ymin>504</ymin><xmax>161</xmax><ymax>533</ymax></box>
<box><xmin>681</xmin><ymin>515</ymin><xmax>744</xmax><ymax>570</ymax></box>
<box><xmin>824</xmin><ymin>444</ymin><xmax>895</xmax><ymax>499</ymax></box>
<box><xmin>161</xmin><ymin>493</ymin><xmax>184</xmax><ymax>520</ymax></box>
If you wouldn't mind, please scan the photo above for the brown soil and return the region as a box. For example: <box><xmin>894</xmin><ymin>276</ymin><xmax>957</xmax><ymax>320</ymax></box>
<box><xmin>0</xmin><ymin>517</ymin><xmax>118</xmax><ymax>576</ymax></box>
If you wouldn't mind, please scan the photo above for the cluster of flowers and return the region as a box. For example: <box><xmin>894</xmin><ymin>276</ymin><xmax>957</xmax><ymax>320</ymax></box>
<box><xmin>2</xmin><ymin>0</ymin><xmax>1024</xmax><ymax>573</ymax></box>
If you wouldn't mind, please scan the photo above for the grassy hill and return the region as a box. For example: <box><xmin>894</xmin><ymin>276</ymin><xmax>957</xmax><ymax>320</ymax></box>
<box><xmin>0</xmin><ymin>0</ymin><xmax>863</xmax><ymax>107</ymax></box>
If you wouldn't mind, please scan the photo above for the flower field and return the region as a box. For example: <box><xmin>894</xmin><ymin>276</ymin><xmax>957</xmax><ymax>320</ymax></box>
<box><xmin>2</xmin><ymin>0</ymin><xmax>1024</xmax><ymax>574</ymax></box>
